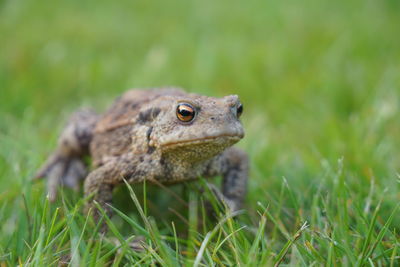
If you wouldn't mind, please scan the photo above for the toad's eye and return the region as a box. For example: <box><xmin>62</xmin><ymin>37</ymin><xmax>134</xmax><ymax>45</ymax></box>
<box><xmin>176</xmin><ymin>103</ymin><xmax>196</xmax><ymax>122</ymax></box>
<box><xmin>237</xmin><ymin>103</ymin><xmax>243</xmax><ymax>118</ymax></box>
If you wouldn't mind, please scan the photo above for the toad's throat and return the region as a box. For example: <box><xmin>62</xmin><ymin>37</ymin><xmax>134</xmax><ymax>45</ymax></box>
<box><xmin>161</xmin><ymin>133</ymin><xmax>243</xmax><ymax>148</ymax></box>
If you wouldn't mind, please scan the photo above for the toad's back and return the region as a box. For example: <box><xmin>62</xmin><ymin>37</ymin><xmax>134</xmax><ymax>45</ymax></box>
<box><xmin>90</xmin><ymin>89</ymin><xmax>185</xmax><ymax>166</ymax></box>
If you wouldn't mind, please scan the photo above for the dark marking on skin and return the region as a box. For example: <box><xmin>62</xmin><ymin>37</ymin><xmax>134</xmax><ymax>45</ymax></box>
<box><xmin>138</xmin><ymin>108</ymin><xmax>161</xmax><ymax>124</ymax></box>
<box><xmin>139</xmin><ymin>156</ymin><xmax>144</xmax><ymax>162</ymax></box>
<box><xmin>123</xmin><ymin>157</ymin><xmax>131</xmax><ymax>164</ymax></box>
<box><xmin>147</xmin><ymin>146</ymin><xmax>156</xmax><ymax>154</ymax></box>
<box><xmin>146</xmin><ymin>126</ymin><xmax>153</xmax><ymax>142</ymax></box>
<box><xmin>131</xmin><ymin>103</ymin><xmax>139</xmax><ymax>109</ymax></box>
<box><xmin>121</xmin><ymin>164</ymin><xmax>137</xmax><ymax>178</ymax></box>
<box><xmin>123</xmin><ymin>101</ymin><xmax>131</xmax><ymax>108</ymax></box>
<box><xmin>204</xmin><ymin>160</ymin><xmax>215</xmax><ymax>176</ymax></box>
<box><xmin>159</xmin><ymin>156</ymin><xmax>166</xmax><ymax>166</ymax></box>
<box><xmin>128</xmin><ymin>170</ymin><xmax>146</xmax><ymax>181</ymax></box>
<box><xmin>159</xmin><ymin>156</ymin><xmax>172</xmax><ymax>179</ymax></box>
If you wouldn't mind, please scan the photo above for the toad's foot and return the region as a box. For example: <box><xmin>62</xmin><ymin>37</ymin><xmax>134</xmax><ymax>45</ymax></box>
<box><xmin>204</xmin><ymin>183</ymin><xmax>239</xmax><ymax>213</ymax></box>
<box><xmin>33</xmin><ymin>153</ymin><xmax>87</xmax><ymax>201</ymax></box>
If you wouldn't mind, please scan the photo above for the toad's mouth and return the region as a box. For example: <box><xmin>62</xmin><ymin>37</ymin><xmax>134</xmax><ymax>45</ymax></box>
<box><xmin>161</xmin><ymin>133</ymin><xmax>244</xmax><ymax>148</ymax></box>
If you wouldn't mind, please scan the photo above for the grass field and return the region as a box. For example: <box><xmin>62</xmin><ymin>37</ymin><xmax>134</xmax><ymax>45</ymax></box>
<box><xmin>1</xmin><ymin>0</ymin><xmax>400</xmax><ymax>265</ymax></box>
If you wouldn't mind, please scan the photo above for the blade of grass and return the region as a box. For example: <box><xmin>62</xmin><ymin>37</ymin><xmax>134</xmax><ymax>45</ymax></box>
<box><xmin>365</xmin><ymin>204</ymin><xmax>399</xmax><ymax>262</ymax></box>
<box><xmin>356</xmin><ymin>200</ymin><xmax>382</xmax><ymax>266</ymax></box>
<box><xmin>274</xmin><ymin>221</ymin><xmax>308</xmax><ymax>267</ymax></box>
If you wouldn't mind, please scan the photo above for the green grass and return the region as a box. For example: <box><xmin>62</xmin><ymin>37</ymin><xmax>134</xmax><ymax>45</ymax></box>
<box><xmin>1</xmin><ymin>0</ymin><xmax>400</xmax><ymax>265</ymax></box>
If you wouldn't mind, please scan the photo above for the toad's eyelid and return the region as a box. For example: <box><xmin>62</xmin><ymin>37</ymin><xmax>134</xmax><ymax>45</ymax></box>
<box><xmin>177</xmin><ymin>100</ymin><xmax>196</xmax><ymax>106</ymax></box>
<box><xmin>176</xmin><ymin>101</ymin><xmax>200</xmax><ymax>112</ymax></box>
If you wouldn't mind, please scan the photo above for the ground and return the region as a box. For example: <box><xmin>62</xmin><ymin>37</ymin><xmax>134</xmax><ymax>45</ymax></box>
<box><xmin>0</xmin><ymin>0</ymin><xmax>399</xmax><ymax>265</ymax></box>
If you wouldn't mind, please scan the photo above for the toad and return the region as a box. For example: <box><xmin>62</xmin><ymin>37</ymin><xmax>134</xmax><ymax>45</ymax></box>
<box><xmin>34</xmin><ymin>88</ymin><xmax>249</xmax><ymax>222</ymax></box>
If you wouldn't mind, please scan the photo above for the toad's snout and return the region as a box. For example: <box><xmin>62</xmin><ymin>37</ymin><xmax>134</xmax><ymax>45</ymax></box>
<box><xmin>222</xmin><ymin>95</ymin><xmax>243</xmax><ymax>120</ymax></box>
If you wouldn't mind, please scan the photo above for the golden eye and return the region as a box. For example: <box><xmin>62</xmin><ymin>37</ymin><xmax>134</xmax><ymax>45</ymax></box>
<box><xmin>176</xmin><ymin>103</ymin><xmax>196</xmax><ymax>122</ymax></box>
<box><xmin>237</xmin><ymin>103</ymin><xmax>243</xmax><ymax>118</ymax></box>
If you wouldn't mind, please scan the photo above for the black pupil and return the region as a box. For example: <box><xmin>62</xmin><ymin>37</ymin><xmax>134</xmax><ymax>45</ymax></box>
<box><xmin>179</xmin><ymin>108</ymin><xmax>192</xmax><ymax>116</ymax></box>
<box><xmin>178</xmin><ymin>104</ymin><xmax>194</xmax><ymax>118</ymax></box>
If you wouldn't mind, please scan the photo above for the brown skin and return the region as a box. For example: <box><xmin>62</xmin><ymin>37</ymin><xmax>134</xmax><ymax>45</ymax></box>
<box><xmin>34</xmin><ymin>88</ymin><xmax>249</xmax><ymax>225</ymax></box>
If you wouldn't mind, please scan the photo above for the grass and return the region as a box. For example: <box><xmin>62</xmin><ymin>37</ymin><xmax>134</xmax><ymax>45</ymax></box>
<box><xmin>1</xmin><ymin>0</ymin><xmax>400</xmax><ymax>265</ymax></box>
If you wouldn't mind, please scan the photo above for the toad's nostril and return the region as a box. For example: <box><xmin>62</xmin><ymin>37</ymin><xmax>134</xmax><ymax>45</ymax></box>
<box><xmin>210</xmin><ymin>117</ymin><xmax>215</xmax><ymax>121</ymax></box>
<box><xmin>237</xmin><ymin>104</ymin><xmax>243</xmax><ymax>118</ymax></box>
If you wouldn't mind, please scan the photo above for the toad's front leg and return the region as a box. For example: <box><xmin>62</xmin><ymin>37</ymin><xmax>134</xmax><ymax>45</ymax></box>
<box><xmin>84</xmin><ymin>153</ymin><xmax>159</xmax><ymax>226</ymax></box>
<box><xmin>204</xmin><ymin>147</ymin><xmax>249</xmax><ymax>212</ymax></box>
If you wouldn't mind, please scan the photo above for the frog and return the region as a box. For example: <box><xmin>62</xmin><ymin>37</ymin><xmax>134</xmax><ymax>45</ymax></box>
<box><xmin>34</xmin><ymin>88</ymin><xmax>249</xmax><ymax>224</ymax></box>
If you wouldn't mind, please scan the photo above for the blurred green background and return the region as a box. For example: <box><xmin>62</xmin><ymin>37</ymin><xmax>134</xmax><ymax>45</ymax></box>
<box><xmin>0</xmin><ymin>0</ymin><xmax>399</xmax><ymax>264</ymax></box>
